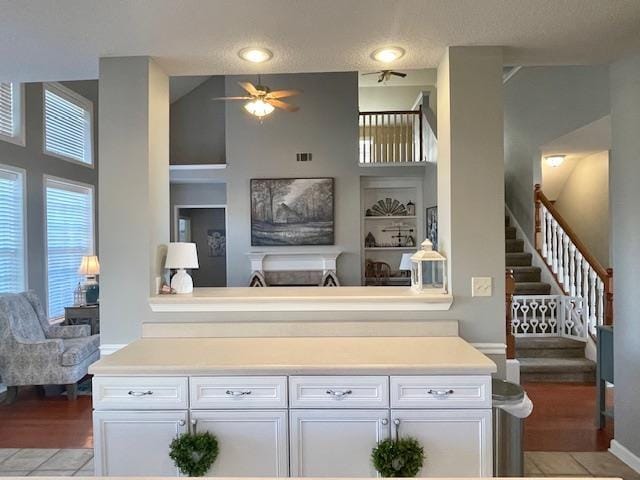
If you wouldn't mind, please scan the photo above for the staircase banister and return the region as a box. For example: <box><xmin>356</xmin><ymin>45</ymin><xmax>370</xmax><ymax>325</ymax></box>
<box><xmin>359</xmin><ymin>109</ymin><xmax>421</xmax><ymax>115</ymax></box>
<box><xmin>534</xmin><ymin>184</ymin><xmax>609</xmax><ymax>282</ymax></box>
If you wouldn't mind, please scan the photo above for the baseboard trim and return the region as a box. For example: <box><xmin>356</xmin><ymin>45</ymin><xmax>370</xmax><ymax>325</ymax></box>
<box><xmin>610</xmin><ymin>440</ymin><xmax>640</xmax><ymax>473</ymax></box>
<box><xmin>471</xmin><ymin>343</ymin><xmax>506</xmax><ymax>355</ymax></box>
<box><xmin>99</xmin><ymin>344</ymin><xmax>127</xmax><ymax>356</ymax></box>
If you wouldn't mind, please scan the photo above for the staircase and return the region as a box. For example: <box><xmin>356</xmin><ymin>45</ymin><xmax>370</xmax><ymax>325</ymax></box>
<box><xmin>505</xmin><ymin>213</ymin><xmax>596</xmax><ymax>383</ymax></box>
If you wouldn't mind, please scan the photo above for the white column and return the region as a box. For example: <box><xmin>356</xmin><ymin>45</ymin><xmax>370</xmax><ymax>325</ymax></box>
<box><xmin>99</xmin><ymin>57</ymin><xmax>169</xmax><ymax>347</ymax></box>
<box><xmin>437</xmin><ymin>47</ymin><xmax>505</xmax><ymax>347</ymax></box>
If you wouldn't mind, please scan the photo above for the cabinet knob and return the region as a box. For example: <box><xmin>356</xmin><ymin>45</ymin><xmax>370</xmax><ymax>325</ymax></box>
<box><xmin>178</xmin><ymin>420</ymin><xmax>186</xmax><ymax>426</ymax></box>
<box><xmin>381</xmin><ymin>418</ymin><xmax>389</xmax><ymax>425</ymax></box>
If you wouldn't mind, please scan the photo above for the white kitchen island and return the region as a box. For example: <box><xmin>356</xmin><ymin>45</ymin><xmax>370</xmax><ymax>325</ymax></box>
<box><xmin>90</xmin><ymin>336</ymin><xmax>496</xmax><ymax>478</ymax></box>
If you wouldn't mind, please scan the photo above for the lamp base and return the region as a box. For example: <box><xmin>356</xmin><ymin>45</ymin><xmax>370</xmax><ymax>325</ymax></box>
<box><xmin>171</xmin><ymin>269</ymin><xmax>193</xmax><ymax>294</ymax></box>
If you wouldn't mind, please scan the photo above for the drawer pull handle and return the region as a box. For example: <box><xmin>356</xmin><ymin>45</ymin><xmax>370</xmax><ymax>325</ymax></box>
<box><xmin>225</xmin><ymin>390</ymin><xmax>252</xmax><ymax>397</ymax></box>
<box><xmin>128</xmin><ymin>390</ymin><xmax>153</xmax><ymax>397</ymax></box>
<box><xmin>427</xmin><ymin>389</ymin><xmax>454</xmax><ymax>398</ymax></box>
<box><xmin>326</xmin><ymin>389</ymin><xmax>353</xmax><ymax>398</ymax></box>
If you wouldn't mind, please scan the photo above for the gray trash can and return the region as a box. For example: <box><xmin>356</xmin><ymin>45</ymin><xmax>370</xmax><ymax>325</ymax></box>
<box><xmin>492</xmin><ymin>379</ymin><xmax>531</xmax><ymax>477</ymax></box>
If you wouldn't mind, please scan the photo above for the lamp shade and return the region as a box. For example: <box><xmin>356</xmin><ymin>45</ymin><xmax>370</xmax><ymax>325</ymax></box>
<box><xmin>399</xmin><ymin>253</ymin><xmax>413</xmax><ymax>271</ymax></box>
<box><xmin>78</xmin><ymin>255</ymin><xmax>100</xmax><ymax>275</ymax></box>
<box><xmin>165</xmin><ymin>242</ymin><xmax>199</xmax><ymax>269</ymax></box>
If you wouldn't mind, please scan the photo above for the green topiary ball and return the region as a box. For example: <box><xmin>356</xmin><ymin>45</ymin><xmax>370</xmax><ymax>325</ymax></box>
<box><xmin>372</xmin><ymin>437</ymin><xmax>425</xmax><ymax>477</ymax></box>
<box><xmin>169</xmin><ymin>432</ymin><xmax>219</xmax><ymax>477</ymax></box>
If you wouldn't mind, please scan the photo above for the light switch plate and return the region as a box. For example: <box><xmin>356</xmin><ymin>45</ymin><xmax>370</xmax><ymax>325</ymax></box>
<box><xmin>472</xmin><ymin>277</ymin><xmax>492</xmax><ymax>297</ymax></box>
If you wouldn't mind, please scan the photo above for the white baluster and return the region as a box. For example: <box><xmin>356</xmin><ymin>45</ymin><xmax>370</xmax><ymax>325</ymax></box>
<box><xmin>541</xmin><ymin>208</ymin><xmax>548</xmax><ymax>258</ymax></box>
<box><xmin>568</xmin><ymin>244</ymin><xmax>576</xmax><ymax>296</ymax></box>
<box><xmin>562</xmin><ymin>233</ymin><xmax>570</xmax><ymax>290</ymax></box>
<box><xmin>597</xmin><ymin>277</ymin><xmax>605</xmax><ymax>331</ymax></box>
<box><xmin>589</xmin><ymin>269</ymin><xmax>597</xmax><ymax>333</ymax></box>
<box><xmin>582</xmin><ymin>259</ymin><xmax>590</xmax><ymax>324</ymax></box>
<box><xmin>556</xmin><ymin>229</ymin><xmax>564</xmax><ymax>280</ymax></box>
<box><xmin>552</xmin><ymin>220</ymin><xmax>559</xmax><ymax>274</ymax></box>
<box><xmin>546</xmin><ymin>212</ymin><xmax>553</xmax><ymax>270</ymax></box>
<box><xmin>575</xmin><ymin>251</ymin><xmax>583</xmax><ymax>299</ymax></box>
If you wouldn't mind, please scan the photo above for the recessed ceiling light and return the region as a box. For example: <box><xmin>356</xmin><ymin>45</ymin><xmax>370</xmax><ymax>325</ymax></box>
<box><xmin>371</xmin><ymin>46</ymin><xmax>405</xmax><ymax>63</ymax></box>
<box><xmin>238</xmin><ymin>47</ymin><xmax>273</xmax><ymax>63</ymax></box>
<box><xmin>545</xmin><ymin>155</ymin><xmax>566</xmax><ymax>167</ymax></box>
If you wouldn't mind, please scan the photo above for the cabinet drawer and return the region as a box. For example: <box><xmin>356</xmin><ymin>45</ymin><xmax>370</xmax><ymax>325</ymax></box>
<box><xmin>289</xmin><ymin>376</ymin><xmax>389</xmax><ymax>408</ymax></box>
<box><xmin>190</xmin><ymin>376</ymin><xmax>287</xmax><ymax>409</ymax></box>
<box><xmin>93</xmin><ymin>376</ymin><xmax>189</xmax><ymax>410</ymax></box>
<box><xmin>391</xmin><ymin>375</ymin><xmax>491</xmax><ymax>409</ymax></box>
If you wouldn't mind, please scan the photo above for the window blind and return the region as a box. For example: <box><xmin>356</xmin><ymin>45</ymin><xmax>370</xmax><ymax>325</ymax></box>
<box><xmin>44</xmin><ymin>83</ymin><xmax>93</xmax><ymax>165</ymax></box>
<box><xmin>0</xmin><ymin>82</ymin><xmax>15</xmax><ymax>138</ymax></box>
<box><xmin>46</xmin><ymin>178</ymin><xmax>94</xmax><ymax>320</ymax></box>
<box><xmin>0</xmin><ymin>165</ymin><xmax>25</xmax><ymax>293</ymax></box>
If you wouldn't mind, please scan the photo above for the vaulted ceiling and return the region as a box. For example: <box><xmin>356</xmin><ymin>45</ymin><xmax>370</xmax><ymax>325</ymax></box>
<box><xmin>2</xmin><ymin>0</ymin><xmax>640</xmax><ymax>82</ymax></box>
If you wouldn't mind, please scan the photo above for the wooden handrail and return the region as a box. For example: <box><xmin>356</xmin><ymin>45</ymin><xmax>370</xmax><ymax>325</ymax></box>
<box><xmin>505</xmin><ymin>269</ymin><xmax>516</xmax><ymax>359</ymax></box>
<box><xmin>534</xmin><ymin>184</ymin><xmax>613</xmax><ymax>326</ymax></box>
<box><xmin>359</xmin><ymin>109</ymin><xmax>421</xmax><ymax>115</ymax></box>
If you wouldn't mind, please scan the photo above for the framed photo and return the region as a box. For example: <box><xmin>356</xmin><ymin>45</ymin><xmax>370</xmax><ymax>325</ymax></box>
<box><xmin>250</xmin><ymin>178</ymin><xmax>335</xmax><ymax>246</ymax></box>
<box><xmin>426</xmin><ymin>206</ymin><xmax>438</xmax><ymax>249</ymax></box>
<box><xmin>207</xmin><ymin>229</ymin><xmax>226</xmax><ymax>257</ymax></box>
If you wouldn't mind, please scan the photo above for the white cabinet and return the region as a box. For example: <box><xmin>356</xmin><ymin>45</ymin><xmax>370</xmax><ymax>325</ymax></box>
<box><xmin>391</xmin><ymin>409</ymin><xmax>492</xmax><ymax>477</ymax></box>
<box><xmin>93</xmin><ymin>410</ymin><xmax>188</xmax><ymax>476</ymax></box>
<box><xmin>289</xmin><ymin>409</ymin><xmax>390</xmax><ymax>477</ymax></box>
<box><xmin>191</xmin><ymin>410</ymin><xmax>289</xmax><ymax>477</ymax></box>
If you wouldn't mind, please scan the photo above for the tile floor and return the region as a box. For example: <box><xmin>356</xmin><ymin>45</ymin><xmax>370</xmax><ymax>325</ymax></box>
<box><xmin>525</xmin><ymin>451</ymin><xmax>640</xmax><ymax>479</ymax></box>
<box><xmin>0</xmin><ymin>449</ymin><xmax>93</xmax><ymax>477</ymax></box>
<box><xmin>0</xmin><ymin>448</ymin><xmax>638</xmax><ymax>478</ymax></box>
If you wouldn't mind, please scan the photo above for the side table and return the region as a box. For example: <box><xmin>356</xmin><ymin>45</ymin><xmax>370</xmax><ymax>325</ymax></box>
<box><xmin>64</xmin><ymin>305</ymin><xmax>100</xmax><ymax>335</ymax></box>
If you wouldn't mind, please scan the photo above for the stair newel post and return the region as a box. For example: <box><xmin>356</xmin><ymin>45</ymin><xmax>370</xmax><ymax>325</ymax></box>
<box><xmin>534</xmin><ymin>184</ymin><xmax>542</xmax><ymax>251</ymax></box>
<box><xmin>605</xmin><ymin>268</ymin><xmax>614</xmax><ymax>326</ymax></box>
<box><xmin>505</xmin><ymin>269</ymin><xmax>516</xmax><ymax>360</ymax></box>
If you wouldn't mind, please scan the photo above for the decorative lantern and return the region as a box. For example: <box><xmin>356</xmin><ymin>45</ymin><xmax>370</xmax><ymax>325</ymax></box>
<box><xmin>410</xmin><ymin>239</ymin><xmax>447</xmax><ymax>293</ymax></box>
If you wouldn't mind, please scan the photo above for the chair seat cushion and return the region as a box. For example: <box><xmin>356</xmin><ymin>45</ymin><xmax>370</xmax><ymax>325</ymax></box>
<box><xmin>61</xmin><ymin>335</ymin><xmax>100</xmax><ymax>366</ymax></box>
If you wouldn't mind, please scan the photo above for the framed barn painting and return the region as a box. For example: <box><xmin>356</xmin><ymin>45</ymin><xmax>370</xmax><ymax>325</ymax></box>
<box><xmin>250</xmin><ymin>178</ymin><xmax>335</xmax><ymax>246</ymax></box>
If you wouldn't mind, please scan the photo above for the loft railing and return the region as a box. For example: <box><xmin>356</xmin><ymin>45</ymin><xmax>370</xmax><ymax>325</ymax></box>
<box><xmin>511</xmin><ymin>294</ymin><xmax>588</xmax><ymax>341</ymax></box>
<box><xmin>534</xmin><ymin>184</ymin><xmax>613</xmax><ymax>336</ymax></box>
<box><xmin>359</xmin><ymin>108</ymin><xmax>424</xmax><ymax>165</ymax></box>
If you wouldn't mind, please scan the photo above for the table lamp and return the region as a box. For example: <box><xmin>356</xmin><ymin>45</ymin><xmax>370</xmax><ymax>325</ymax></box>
<box><xmin>399</xmin><ymin>253</ymin><xmax>413</xmax><ymax>277</ymax></box>
<box><xmin>165</xmin><ymin>242</ymin><xmax>199</xmax><ymax>294</ymax></box>
<box><xmin>78</xmin><ymin>255</ymin><xmax>100</xmax><ymax>304</ymax></box>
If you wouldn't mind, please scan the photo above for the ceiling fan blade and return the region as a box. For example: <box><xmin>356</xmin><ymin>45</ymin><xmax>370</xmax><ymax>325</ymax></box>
<box><xmin>267</xmin><ymin>98</ymin><xmax>299</xmax><ymax>112</ymax></box>
<box><xmin>390</xmin><ymin>71</ymin><xmax>407</xmax><ymax>78</ymax></box>
<box><xmin>211</xmin><ymin>96</ymin><xmax>253</xmax><ymax>101</ymax></box>
<box><xmin>238</xmin><ymin>81</ymin><xmax>259</xmax><ymax>96</ymax></box>
<box><xmin>268</xmin><ymin>89</ymin><xmax>301</xmax><ymax>99</ymax></box>
<box><xmin>361</xmin><ymin>72</ymin><xmax>381</xmax><ymax>76</ymax></box>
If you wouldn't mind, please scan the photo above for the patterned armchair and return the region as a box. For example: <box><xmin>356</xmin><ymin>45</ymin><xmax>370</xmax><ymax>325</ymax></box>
<box><xmin>0</xmin><ymin>291</ymin><xmax>100</xmax><ymax>403</ymax></box>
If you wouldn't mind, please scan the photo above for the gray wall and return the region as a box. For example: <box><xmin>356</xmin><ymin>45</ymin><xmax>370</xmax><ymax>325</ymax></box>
<box><xmin>610</xmin><ymin>53</ymin><xmax>640</xmax><ymax>460</ymax></box>
<box><xmin>504</xmin><ymin>66</ymin><xmax>610</xmax><ymax>242</ymax></box>
<box><xmin>553</xmin><ymin>152</ymin><xmax>609</xmax><ymax>265</ymax></box>
<box><xmin>180</xmin><ymin>208</ymin><xmax>227</xmax><ymax>287</ymax></box>
<box><xmin>169</xmin><ymin>182</ymin><xmax>227</xmax><ymax>240</ymax></box>
<box><xmin>170</xmin><ymin>76</ymin><xmax>226</xmax><ymax>165</ymax></box>
<box><xmin>0</xmin><ymin>81</ymin><xmax>98</xmax><ymax>305</ymax></box>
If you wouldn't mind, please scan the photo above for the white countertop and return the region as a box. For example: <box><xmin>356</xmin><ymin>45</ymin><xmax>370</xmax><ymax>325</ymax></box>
<box><xmin>148</xmin><ymin>286</ymin><xmax>453</xmax><ymax>312</ymax></box>
<box><xmin>89</xmin><ymin>336</ymin><xmax>496</xmax><ymax>376</ymax></box>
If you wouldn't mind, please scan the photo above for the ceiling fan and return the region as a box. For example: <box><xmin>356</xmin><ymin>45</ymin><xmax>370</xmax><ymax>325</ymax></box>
<box><xmin>213</xmin><ymin>80</ymin><xmax>301</xmax><ymax>117</ymax></box>
<box><xmin>362</xmin><ymin>70</ymin><xmax>407</xmax><ymax>83</ymax></box>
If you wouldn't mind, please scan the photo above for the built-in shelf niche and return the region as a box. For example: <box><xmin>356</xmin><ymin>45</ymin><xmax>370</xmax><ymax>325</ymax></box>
<box><xmin>360</xmin><ymin>177</ymin><xmax>424</xmax><ymax>286</ymax></box>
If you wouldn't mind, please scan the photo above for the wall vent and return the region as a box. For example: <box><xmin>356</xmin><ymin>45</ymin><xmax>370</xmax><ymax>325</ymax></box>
<box><xmin>296</xmin><ymin>153</ymin><xmax>312</xmax><ymax>162</ymax></box>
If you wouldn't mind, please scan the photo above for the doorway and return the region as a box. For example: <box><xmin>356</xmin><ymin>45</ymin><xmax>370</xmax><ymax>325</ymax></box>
<box><xmin>173</xmin><ymin>205</ymin><xmax>227</xmax><ymax>287</ymax></box>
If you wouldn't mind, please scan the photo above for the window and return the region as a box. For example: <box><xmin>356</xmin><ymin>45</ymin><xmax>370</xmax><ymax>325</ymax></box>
<box><xmin>43</xmin><ymin>82</ymin><xmax>93</xmax><ymax>166</ymax></box>
<box><xmin>0</xmin><ymin>82</ymin><xmax>25</xmax><ymax>146</ymax></box>
<box><xmin>45</xmin><ymin>177</ymin><xmax>94</xmax><ymax>320</ymax></box>
<box><xmin>0</xmin><ymin>164</ymin><xmax>26</xmax><ymax>293</ymax></box>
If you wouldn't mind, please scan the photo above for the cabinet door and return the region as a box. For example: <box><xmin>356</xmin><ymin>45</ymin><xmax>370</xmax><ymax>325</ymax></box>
<box><xmin>290</xmin><ymin>409</ymin><xmax>390</xmax><ymax>477</ymax></box>
<box><xmin>191</xmin><ymin>410</ymin><xmax>288</xmax><ymax>477</ymax></box>
<box><xmin>391</xmin><ymin>409</ymin><xmax>492</xmax><ymax>477</ymax></box>
<box><xmin>93</xmin><ymin>410</ymin><xmax>188</xmax><ymax>476</ymax></box>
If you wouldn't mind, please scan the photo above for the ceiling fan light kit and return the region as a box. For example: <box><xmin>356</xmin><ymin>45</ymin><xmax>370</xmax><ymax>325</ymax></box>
<box><xmin>238</xmin><ymin>47</ymin><xmax>273</xmax><ymax>63</ymax></box>
<box><xmin>371</xmin><ymin>46</ymin><xmax>405</xmax><ymax>63</ymax></box>
<box><xmin>244</xmin><ymin>98</ymin><xmax>275</xmax><ymax>117</ymax></box>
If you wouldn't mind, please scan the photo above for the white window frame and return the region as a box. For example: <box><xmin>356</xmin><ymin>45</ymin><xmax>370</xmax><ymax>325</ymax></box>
<box><xmin>0</xmin><ymin>82</ymin><xmax>26</xmax><ymax>147</ymax></box>
<box><xmin>42</xmin><ymin>82</ymin><xmax>94</xmax><ymax>167</ymax></box>
<box><xmin>0</xmin><ymin>163</ymin><xmax>27</xmax><ymax>292</ymax></box>
<box><xmin>43</xmin><ymin>175</ymin><xmax>95</xmax><ymax>321</ymax></box>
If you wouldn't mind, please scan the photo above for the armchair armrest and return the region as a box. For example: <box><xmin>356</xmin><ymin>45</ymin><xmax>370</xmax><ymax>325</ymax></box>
<box><xmin>12</xmin><ymin>337</ymin><xmax>64</xmax><ymax>361</ymax></box>
<box><xmin>47</xmin><ymin>324</ymin><xmax>91</xmax><ymax>339</ymax></box>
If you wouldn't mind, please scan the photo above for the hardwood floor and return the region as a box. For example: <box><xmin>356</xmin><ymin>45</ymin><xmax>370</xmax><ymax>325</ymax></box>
<box><xmin>524</xmin><ymin>382</ymin><xmax>614</xmax><ymax>451</ymax></box>
<box><xmin>0</xmin><ymin>386</ymin><xmax>92</xmax><ymax>449</ymax></box>
<box><xmin>0</xmin><ymin>381</ymin><xmax>614</xmax><ymax>452</ymax></box>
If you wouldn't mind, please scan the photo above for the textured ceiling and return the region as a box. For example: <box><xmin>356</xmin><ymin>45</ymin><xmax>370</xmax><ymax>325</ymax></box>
<box><xmin>2</xmin><ymin>0</ymin><xmax>640</xmax><ymax>82</ymax></box>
